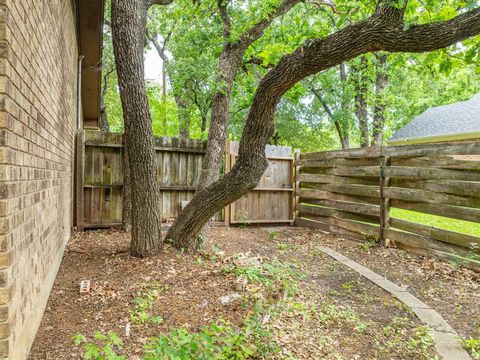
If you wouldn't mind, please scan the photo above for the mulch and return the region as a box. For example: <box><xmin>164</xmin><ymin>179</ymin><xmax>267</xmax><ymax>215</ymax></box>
<box><xmin>28</xmin><ymin>226</ymin><xmax>479</xmax><ymax>359</ymax></box>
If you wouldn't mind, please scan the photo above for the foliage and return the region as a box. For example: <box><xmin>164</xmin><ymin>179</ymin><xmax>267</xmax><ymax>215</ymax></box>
<box><xmin>73</xmin><ymin>332</ymin><xmax>125</xmax><ymax>360</ymax></box>
<box><xmin>103</xmin><ymin>0</ymin><xmax>480</xmax><ymax>152</ymax></box>
<box><xmin>144</xmin><ymin>318</ymin><xmax>274</xmax><ymax>360</ymax></box>
<box><xmin>130</xmin><ymin>282</ymin><xmax>166</xmax><ymax>325</ymax></box>
<box><xmin>222</xmin><ymin>260</ymin><xmax>303</xmax><ymax>296</ymax></box>
<box><xmin>460</xmin><ymin>337</ymin><xmax>480</xmax><ymax>359</ymax></box>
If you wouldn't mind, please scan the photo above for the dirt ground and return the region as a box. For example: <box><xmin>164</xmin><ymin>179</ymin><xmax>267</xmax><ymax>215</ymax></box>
<box><xmin>28</xmin><ymin>226</ymin><xmax>479</xmax><ymax>359</ymax></box>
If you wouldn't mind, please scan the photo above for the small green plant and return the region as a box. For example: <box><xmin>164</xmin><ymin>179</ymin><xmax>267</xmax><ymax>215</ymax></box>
<box><xmin>73</xmin><ymin>331</ymin><xmax>125</xmax><ymax>360</ymax></box>
<box><xmin>276</xmin><ymin>243</ymin><xmax>289</xmax><ymax>251</ymax></box>
<box><xmin>268</xmin><ymin>230</ymin><xmax>278</xmax><ymax>240</ymax></box>
<box><xmin>235</xmin><ymin>210</ymin><xmax>250</xmax><ymax>228</ymax></box>
<box><xmin>222</xmin><ymin>260</ymin><xmax>303</xmax><ymax>296</ymax></box>
<box><xmin>341</xmin><ymin>282</ymin><xmax>354</xmax><ymax>294</ymax></box>
<box><xmin>460</xmin><ymin>337</ymin><xmax>480</xmax><ymax>359</ymax></box>
<box><xmin>144</xmin><ymin>318</ymin><xmax>276</xmax><ymax>360</ymax></box>
<box><xmin>130</xmin><ymin>282</ymin><xmax>166</xmax><ymax>325</ymax></box>
<box><xmin>316</xmin><ymin>304</ymin><xmax>368</xmax><ymax>332</ymax></box>
<box><xmin>360</xmin><ymin>236</ymin><xmax>379</xmax><ymax>252</ymax></box>
<box><xmin>407</xmin><ymin>325</ymin><xmax>434</xmax><ymax>357</ymax></box>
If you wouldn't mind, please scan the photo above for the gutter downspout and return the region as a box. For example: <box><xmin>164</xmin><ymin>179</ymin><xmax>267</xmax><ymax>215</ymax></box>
<box><xmin>77</xmin><ymin>55</ymin><xmax>85</xmax><ymax>130</ymax></box>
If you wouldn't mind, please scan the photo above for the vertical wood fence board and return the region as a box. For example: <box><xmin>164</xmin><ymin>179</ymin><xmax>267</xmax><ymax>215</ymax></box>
<box><xmin>79</xmin><ymin>132</ymin><xmax>293</xmax><ymax>227</ymax></box>
<box><xmin>225</xmin><ymin>141</ymin><xmax>294</xmax><ymax>224</ymax></box>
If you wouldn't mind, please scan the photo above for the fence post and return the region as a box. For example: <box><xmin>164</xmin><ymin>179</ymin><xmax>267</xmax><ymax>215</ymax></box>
<box><xmin>379</xmin><ymin>154</ymin><xmax>391</xmax><ymax>246</ymax></box>
<box><xmin>75</xmin><ymin>130</ymin><xmax>84</xmax><ymax>231</ymax></box>
<box><xmin>293</xmin><ymin>150</ymin><xmax>301</xmax><ymax>225</ymax></box>
<box><xmin>224</xmin><ymin>140</ymin><xmax>231</xmax><ymax>227</ymax></box>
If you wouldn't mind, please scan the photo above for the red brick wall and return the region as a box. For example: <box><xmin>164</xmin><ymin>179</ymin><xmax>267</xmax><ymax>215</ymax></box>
<box><xmin>0</xmin><ymin>0</ymin><xmax>78</xmax><ymax>358</ymax></box>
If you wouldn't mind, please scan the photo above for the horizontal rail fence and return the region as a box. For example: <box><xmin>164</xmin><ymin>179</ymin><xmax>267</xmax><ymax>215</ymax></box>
<box><xmin>225</xmin><ymin>141</ymin><xmax>295</xmax><ymax>225</ymax></box>
<box><xmin>295</xmin><ymin>142</ymin><xmax>480</xmax><ymax>269</ymax></box>
<box><xmin>76</xmin><ymin>131</ymin><xmax>295</xmax><ymax>229</ymax></box>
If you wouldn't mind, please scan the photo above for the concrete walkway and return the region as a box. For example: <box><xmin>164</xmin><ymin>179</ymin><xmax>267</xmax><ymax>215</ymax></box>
<box><xmin>318</xmin><ymin>246</ymin><xmax>471</xmax><ymax>360</ymax></box>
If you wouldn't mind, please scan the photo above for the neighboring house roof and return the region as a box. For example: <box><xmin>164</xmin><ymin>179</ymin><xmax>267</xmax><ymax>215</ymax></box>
<box><xmin>388</xmin><ymin>93</ymin><xmax>480</xmax><ymax>145</ymax></box>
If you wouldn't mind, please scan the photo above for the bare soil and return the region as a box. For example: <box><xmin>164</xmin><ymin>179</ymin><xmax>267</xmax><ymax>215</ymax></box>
<box><xmin>28</xmin><ymin>226</ymin><xmax>479</xmax><ymax>359</ymax></box>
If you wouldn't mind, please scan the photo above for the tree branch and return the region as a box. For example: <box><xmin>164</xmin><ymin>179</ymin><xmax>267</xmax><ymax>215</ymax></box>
<box><xmin>236</xmin><ymin>0</ymin><xmax>304</xmax><ymax>49</ymax></box>
<box><xmin>217</xmin><ymin>0</ymin><xmax>232</xmax><ymax>40</ymax></box>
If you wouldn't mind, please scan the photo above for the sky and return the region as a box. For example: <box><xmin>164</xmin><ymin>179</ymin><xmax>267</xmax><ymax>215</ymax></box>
<box><xmin>144</xmin><ymin>48</ymin><xmax>163</xmax><ymax>83</ymax></box>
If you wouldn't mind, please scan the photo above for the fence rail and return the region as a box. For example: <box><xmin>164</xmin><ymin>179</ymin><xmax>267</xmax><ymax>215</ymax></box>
<box><xmin>295</xmin><ymin>141</ymin><xmax>480</xmax><ymax>269</ymax></box>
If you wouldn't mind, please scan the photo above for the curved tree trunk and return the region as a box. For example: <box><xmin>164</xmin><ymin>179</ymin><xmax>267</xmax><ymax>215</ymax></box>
<box><xmin>112</xmin><ymin>0</ymin><xmax>162</xmax><ymax>257</ymax></box>
<box><xmin>166</xmin><ymin>4</ymin><xmax>480</xmax><ymax>249</ymax></box>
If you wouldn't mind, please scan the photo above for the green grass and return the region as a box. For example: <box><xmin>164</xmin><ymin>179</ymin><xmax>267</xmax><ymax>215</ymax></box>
<box><xmin>391</xmin><ymin>208</ymin><xmax>480</xmax><ymax>237</ymax></box>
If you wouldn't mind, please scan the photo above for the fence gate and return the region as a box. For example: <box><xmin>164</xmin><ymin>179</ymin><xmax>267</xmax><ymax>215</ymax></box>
<box><xmin>224</xmin><ymin>140</ymin><xmax>295</xmax><ymax>225</ymax></box>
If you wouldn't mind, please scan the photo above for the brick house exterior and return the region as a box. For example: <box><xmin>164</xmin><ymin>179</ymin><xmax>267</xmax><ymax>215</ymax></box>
<box><xmin>0</xmin><ymin>1</ymin><xmax>103</xmax><ymax>358</ymax></box>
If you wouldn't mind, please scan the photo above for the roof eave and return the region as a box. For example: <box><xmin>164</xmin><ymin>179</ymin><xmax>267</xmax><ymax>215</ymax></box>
<box><xmin>388</xmin><ymin>131</ymin><xmax>480</xmax><ymax>146</ymax></box>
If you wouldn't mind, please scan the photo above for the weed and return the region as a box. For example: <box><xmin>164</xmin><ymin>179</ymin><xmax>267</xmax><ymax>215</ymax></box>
<box><xmin>341</xmin><ymin>282</ymin><xmax>354</xmax><ymax>294</ymax></box>
<box><xmin>268</xmin><ymin>230</ymin><xmax>278</xmax><ymax>240</ymax></box>
<box><xmin>222</xmin><ymin>260</ymin><xmax>303</xmax><ymax>297</ymax></box>
<box><xmin>360</xmin><ymin>236</ymin><xmax>379</xmax><ymax>252</ymax></box>
<box><xmin>130</xmin><ymin>282</ymin><xmax>166</xmax><ymax>325</ymax></box>
<box><xmin>316</xmin><ymin>304</ymin><xmax>368</xmax><ymax>332</ymax></box>
<box><xmin>460</xmin><ymin>337</ymin><xmax>480</xmax><ymax>359</ymax></box>
<box><xmin>407</xmin><ymin>325</ymin><xmax>434</xmax><ymax>358</ymax></box>
<box><xmin>73</xmin><ymin>331</ymin><xmax>125</xmax><ymax>360</ymax></box>
<box><xmin>276</xmin><ymin>243</ymin><xmax>289</xmax><ymax>251</ymax></box>
<box><xmin>144</xmin><ymin>317</ymin><xmax>276</xmax><ymax>359</ymax></box>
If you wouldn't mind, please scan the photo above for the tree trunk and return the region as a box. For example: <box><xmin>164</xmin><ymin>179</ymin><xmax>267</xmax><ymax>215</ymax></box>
<box><xmin>371</xmin><ymin>54</ymin><xmax>388</xmax><ymax>146</ymax></box>
<box><xmin>166</xmin><ymin>3</ymin><xmax>480</xmax><ymax>249</ymax></box>
<box><xmin>311</xmin><ymin>86</ymin><xmax>349</xmax><ymax>149</ymax></box>
<box><xmin>99</xmin><ymin>68</ymin><xmax>113</xmax><ymax>133</ymax></box>
<box><xmin>175</xmin><ymin>95</ymin><xmax>190</xmax><ymax>139</ymax></box>
<box><xmin>352</xmin><ymin>56</ymin><xmax>369</xmax><ymax>148</ymax></box>
<box><xmin>112</xmin><ymin>0</ymin><xmax>162</xmax><ymax>257</ymax></box>
<box><xmin>99</xmin><ymin>101</ymin><xmax>110</xmax><ymax>132</ymax></box>
<box><xmin>196</xmin><ymin>46</ymin><xmax>242</xmax><ymax>191</ymax></box>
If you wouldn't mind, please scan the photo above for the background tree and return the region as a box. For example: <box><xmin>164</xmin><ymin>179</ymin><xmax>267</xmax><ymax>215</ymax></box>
<box><xmin>166</xmin><ymin>0</ymin><xmax>480</xmax><ymax>249</ymax></box>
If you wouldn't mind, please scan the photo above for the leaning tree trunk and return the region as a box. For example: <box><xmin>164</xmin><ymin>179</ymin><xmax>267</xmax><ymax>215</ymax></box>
<box><xmin>371</xmin><ymin>54</ymin><xmax>388</xmax><ymax>146</ymax></box>
<box><xmin>166</xmin><ymin>3</ymin><xmax>480</xmax><ymax>249</ymax></box>
<box><xmin>112</xmin><ymin>0</ymin><xmax>162</xmax><ymax>257</ymax></box>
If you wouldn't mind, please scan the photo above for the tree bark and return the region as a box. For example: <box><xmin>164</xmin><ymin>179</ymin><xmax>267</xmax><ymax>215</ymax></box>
<box><xmin>371</xmin><ymin>54</ymin><xmax>388</xmax><ymax>146</ymax></box>
<box><xmin>352</xmin><ymin>56</ymin><xmax>369</xmax><ymax>148</ymax></box>
<box><xmin>196</xmin><ymin>0</ymin><xmax>303</xmax><ymax>192</ymax></box>
<box><xmin>99</xmin><ymin>68</ymin><xmax>113</xmax><ymax>132</ymax></box>
<box><xmin>166</xmin><ymin>4</ymin><xmax>480</xmax><ymax>249</ymax></box>
<box><xmin>112</xmin><ymin>0</ymin><xmax>169</xmax><ymax>257</ymax></box>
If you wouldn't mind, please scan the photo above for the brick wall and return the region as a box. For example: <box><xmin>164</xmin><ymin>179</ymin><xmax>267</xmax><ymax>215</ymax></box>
<box><xmin>0</xmin><ymin>0</ymin><xmax>78</xmax><ymax>358</ymax></box>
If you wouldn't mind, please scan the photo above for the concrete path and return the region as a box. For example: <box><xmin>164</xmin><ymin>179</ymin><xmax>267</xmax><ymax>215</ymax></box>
<box><xmin>318</xmin><ymin>246</ymin><xmax>471</xmax><ymax>360</ymax></box>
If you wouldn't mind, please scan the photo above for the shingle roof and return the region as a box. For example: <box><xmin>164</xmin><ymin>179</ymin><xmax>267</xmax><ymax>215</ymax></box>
<box><xmin>389</xmin><ymin>93</ymin><xmax>480</xmax><ymax>142</ymax></box>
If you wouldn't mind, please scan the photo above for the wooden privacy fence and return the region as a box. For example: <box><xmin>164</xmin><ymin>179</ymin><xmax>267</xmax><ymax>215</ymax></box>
<box><xmin>75</xmin><ymin>130</ymin><xmax>294</xmax><ymax>229</ymax></box>
<box><xmin>295</xmin><ymin>141</ymin><xmax>480</xmax><ymax>269</ymax></box>
<box><xmin>224</xmin><ymin>140</ymin><xmax>295</xmax><ymax>225</ymax></box>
